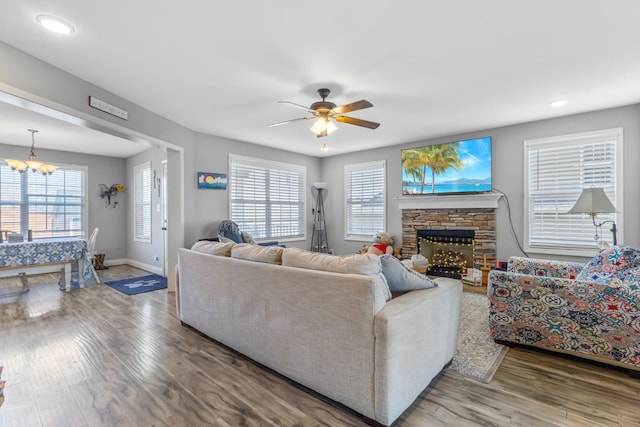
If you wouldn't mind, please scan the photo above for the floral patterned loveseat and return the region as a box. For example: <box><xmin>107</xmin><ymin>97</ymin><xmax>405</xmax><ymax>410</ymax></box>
<box><xmin>487</xmin><ymin>246</ymin><xmax>640</xmax><ymax>373</ymax></box>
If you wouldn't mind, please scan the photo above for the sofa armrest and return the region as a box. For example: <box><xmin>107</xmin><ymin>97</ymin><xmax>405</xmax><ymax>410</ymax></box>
<box><xmin>373</xmin><ymin>279</ymin><xmax>462</xmax><ymax>425</ymax></box>
<box><xmin>507</xmin><ymin>256</ymin><xmax>584</xmax><ymax>279</ymax></box>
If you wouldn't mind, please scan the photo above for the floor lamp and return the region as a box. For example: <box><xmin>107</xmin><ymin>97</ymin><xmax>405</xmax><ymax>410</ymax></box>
<box><xmin>568</xmin><ymin>188</ymin><xmax>618</xmax><ymax>246</ymax></box>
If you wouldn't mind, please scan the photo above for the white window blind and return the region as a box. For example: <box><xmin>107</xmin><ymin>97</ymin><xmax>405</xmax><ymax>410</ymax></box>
<box><xmin>229</xmin><ymin>154</ymin><xmax>305</xmax><ymax>241</ymax></box>
<box><xmin>134</xmin><ymin>162</ymin><xmax>152</xmax><ymax>243</ymax></box>
<box><xmin>0</xmin><ymin>162</ymin><xmax>86</xmax><ymax>238</ymax></box>
<box><xmin>524</xmin><ymin>128</ymin><xmax>622</xmax><ymax>256</ymax></box>
<box><xmin>345</xmin><ymin>160</ymin><xmax>386</xmax><ymax>240</ymax></box>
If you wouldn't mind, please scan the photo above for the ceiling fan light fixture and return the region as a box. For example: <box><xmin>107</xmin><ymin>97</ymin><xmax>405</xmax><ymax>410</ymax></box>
<box><xmin>271</xmin><ymin>88</ymin><xmax>379</xmax><ymax>138</ymax></box>
<box><xmin>310</xmin><ymin>116</ymin><xmax>337</xmax><ymax>137</ymax></box>
<box><xmin>320</xmin><ymin>144</ymin><xmax>328</xmax><ymax>152</ymax></box>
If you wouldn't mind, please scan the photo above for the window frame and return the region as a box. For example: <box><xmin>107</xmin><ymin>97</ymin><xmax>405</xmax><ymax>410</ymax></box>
<box><xmin>523</xmin><ymin>128</ymin><xmax>623</xmax><ymax>257</ymax></box>
<box><xmin>344</xmin><ymin>160</ymin><xmax>386</xmax><ymax>241</ymax></box>
<box><xmin>228</xmin><ymin>154</ymin><xmax>306</xmax><ymax>242</ymax></box>
<box><xmin>0</xmin><ymin>161</ymin><xmax>87</xmax><ymax>239</ymax></box>
<box><xmin>133</xmin><ymin>161</ymin><xmax>152</xmax><ymax>243</ymax></box>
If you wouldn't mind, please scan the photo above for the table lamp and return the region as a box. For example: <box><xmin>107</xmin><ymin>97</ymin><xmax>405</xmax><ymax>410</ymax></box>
<box><xmin>568</xmin><ymin>188</ymin><xmax>618</xmax><ymax>246</ymax></box>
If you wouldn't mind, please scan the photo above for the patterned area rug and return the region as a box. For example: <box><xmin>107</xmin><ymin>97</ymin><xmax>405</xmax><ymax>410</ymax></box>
<box><xmin>447</xmin><ymin>292</ymin><xmax>508</xmax><ymax>383</ymax></box>
<box><xmin>105</xmin><ymin>274</ymin><xmax>167</xmax><ymax>295</ymax></box>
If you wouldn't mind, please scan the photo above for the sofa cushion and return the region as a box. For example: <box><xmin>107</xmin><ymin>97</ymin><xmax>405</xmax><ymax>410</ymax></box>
<box><xmin>231</xmin><ymin>243</ymin><xmax>283</xmax><ymax>265</ymax></box>
<box><xmin>282</xmin><ymin>249</ymin><xmax>377</xmax><ymax>274</ymax></box>
<box><xmin>379</xmin><ymin>254</ymin><xmax>437</xmax><ymax>291</ymax></box>
<box><xmin>576</xmin><ymin>245</ymin><xmax>640</xmax><ymax>284</ymax></box>
<box><xmin>282</xmin><ymin>249</ymin><xmax>391</xmax><ymax>300</ymax></box>
<box><xmin>191</xmin><ymin>240</ymin><xmax>235</xmax><ymax>257</ymax></box>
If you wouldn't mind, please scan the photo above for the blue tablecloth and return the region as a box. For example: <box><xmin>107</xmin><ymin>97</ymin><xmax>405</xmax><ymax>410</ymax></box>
<box><xmin>0</xmin><ymin>238</ymin><xmax>91</xmax><ymax>283</ymax></box>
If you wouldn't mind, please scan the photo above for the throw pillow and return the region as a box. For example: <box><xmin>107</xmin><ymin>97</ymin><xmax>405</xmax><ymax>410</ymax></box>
<box><xmin>191</xmin><ymin>241</ymin><xmax>235</xmax><ymax>257</ymax></box>
<box><xmin>218</xmin><ymin>221</ymin><xmax>244</xmax><ymax>244</ymax></box>
<box><xmin>241</xmin><ymin>231</ymin><xmax>256</xmax><ymax>244</ymax></box>
<box><xmin>231</xmin><ymin>243</ymin><xmax>283</xmax><ymax>265</ymax></box>
<box><xmin>379</xmin><ymin>254</ymin><xmax>437</xmax><ymax>292</ymax></box>
<box><xmin>576</xmin><ymin>245</ymin><xmax>640</xmax><ymax>284</ymax></box>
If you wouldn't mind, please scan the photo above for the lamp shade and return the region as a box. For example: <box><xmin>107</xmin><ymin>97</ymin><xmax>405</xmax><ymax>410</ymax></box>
<box><xmin>568</xmin><ymin>188</ymin><xmax>617</xmax><ymax>215</ymax></box>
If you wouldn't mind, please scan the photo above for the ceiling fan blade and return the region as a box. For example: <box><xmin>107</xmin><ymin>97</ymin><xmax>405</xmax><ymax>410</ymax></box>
<box><xmin>332</xmin><ymin>100</ymin><xmax>373</xmax><ymax>114</ymax></box>
<box><xmin>335</xmin><ymin>115</ymin><xmax>380</xmax><ymax>129</ymax></box>
<box><xmin>266</xmin><ymin>117</ymin><xmax>313</xmax><ymax>127</ymax></box>
<box><xmin>278</xmin><ymin>101</ymin><xmax>315</xmax><ymax>113</ymax></box>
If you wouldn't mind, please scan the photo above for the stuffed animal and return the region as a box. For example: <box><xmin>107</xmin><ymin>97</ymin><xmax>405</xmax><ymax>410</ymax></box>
<box><xmin>367</xmin><ymin>232</ymin><xmax>395</xmax><ymax>256</ymax></box>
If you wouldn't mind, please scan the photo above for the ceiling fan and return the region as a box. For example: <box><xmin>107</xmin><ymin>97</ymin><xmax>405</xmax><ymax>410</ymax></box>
<box><xmin>267</xmin><ymin>88</ymin><xmax>380</xmax><ymax>137</ymax></box>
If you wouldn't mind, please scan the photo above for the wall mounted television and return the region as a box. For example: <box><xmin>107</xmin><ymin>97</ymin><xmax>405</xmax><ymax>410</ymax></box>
<box><xmin>401</xmin><ymin>136</ymin><xmax>492</xmax><ymax>195</ymax></box>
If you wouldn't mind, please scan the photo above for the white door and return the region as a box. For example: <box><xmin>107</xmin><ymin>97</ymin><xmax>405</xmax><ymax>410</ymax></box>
<box><xmin>162</xmin><ymin>160</ymin><xmax>168</xmax><ymax>276</ymax></box>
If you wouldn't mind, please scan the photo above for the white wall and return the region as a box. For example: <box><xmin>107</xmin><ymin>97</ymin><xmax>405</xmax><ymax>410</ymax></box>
<box><xmin>320</xmin><ymin>104</ymin><xmax>640</xmax><ymax>261</ymax></box>
<box><xmin>0</xmin><ymin>142</ymin><xmax>127</xmax><ymax>259</ymax></box>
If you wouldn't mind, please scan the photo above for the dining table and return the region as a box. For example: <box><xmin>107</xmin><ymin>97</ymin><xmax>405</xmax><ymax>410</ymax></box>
<box><xmin>0</xmin><ymin>238</ymin><xmax>92</xmax><ymax>293</ymax></box>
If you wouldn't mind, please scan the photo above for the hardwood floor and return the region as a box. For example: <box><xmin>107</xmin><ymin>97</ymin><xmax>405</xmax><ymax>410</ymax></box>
<box><xmin>0</xmin><ymin>266</ymin><xmax>638</xmax><ymax>426</ymax></box>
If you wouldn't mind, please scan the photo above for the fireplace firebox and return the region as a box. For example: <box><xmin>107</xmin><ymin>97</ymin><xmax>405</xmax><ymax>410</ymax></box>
<box><xmin>417</xmin><ymin>229</ymin><xmax>475</xmax><ymax>279</ymax></box>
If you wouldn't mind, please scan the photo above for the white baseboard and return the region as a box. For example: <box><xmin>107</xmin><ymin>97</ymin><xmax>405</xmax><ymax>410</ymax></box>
<box><xmin>0</xmin><ymin>258</ymin><xmax>164</xmax><ymax>278</ymax></box>
<box><xmin>111</xmin><ymin>259</ymin><xmax>164</xmax><ymax>276</ymax></box>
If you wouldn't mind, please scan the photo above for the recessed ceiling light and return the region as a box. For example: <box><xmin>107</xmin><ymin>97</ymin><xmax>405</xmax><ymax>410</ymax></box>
<box><xmin>549</xmin><ymin>99</ymin><xmax>568</xmax><ymax>108</ymax></box>
<box><xmin>36</xmin><ymin>14</ymin><xmax>75</xmax><ymax>34</ymax></box>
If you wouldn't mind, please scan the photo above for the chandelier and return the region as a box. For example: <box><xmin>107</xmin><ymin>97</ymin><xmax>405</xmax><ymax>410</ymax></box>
<box><xmin>5</xmin><ymin>129</ymin><xmax>58</xmax><ymax>175</ymax></box>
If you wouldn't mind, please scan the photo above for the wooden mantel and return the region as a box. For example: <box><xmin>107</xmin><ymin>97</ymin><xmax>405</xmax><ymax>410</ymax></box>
<box><xmin>395</xmin><ymin>192</ymin><xmax>502</xmax><ymax>210</ymax></box>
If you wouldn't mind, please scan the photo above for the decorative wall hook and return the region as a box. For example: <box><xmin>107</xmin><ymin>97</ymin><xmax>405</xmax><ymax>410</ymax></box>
<box><xmin>99</xmin><ymin>184</ymin><xmax>125</xmax><ymax>207</ymax></box>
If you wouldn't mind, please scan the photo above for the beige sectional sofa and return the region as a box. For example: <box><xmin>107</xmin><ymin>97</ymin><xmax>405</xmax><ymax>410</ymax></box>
<box><xmin>176</xmin><ymin>243</ymin><xmax>462</xmax><ymax>426</ymax></box>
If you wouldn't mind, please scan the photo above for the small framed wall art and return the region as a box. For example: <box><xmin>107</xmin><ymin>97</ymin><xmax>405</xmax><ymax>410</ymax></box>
<box><xmin>198</xmin><ymin>172</ymin><xmax>227</xmax><ymax>190</ymax></box>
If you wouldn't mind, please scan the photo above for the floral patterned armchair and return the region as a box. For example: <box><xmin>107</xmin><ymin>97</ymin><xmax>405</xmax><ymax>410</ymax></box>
<box><xmin>488</xmin><ymin>246</ymin><xmax>640</xmax><ymax>373</ymax></box>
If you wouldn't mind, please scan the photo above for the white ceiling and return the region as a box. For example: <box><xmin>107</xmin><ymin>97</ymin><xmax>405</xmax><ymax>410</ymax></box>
<box><xmin>1</xmin><ymin>1</ymin><xmax>639</xmax><ymax>158</ymax></box>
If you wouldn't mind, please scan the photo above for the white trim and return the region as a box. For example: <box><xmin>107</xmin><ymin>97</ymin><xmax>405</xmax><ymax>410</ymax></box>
<box><xmin>133</xmin><ymin>161</ymin><xmax>152</xmax><ymax>243</ymax></box>
<box><xmin>121</xmin><ymin>258</ymin><xmax>164</xmax><ymax>276</ymax></box>
<box><xmin>396</xmin><ymin>192</ymin><xmax>501</xmax><ymax>210</ymax></box>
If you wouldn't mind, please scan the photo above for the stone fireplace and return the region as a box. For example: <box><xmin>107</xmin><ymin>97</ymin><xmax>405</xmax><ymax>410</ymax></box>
<box><xmin>398</xmin><ymin>193</ymin><xmax>500</xmax><ymax>273</ymax></box>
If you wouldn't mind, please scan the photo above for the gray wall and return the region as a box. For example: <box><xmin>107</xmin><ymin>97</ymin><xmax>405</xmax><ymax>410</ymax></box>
<box><xmin>0</xmin><ymin>41</ymin><xmax>195</xmax><ymax>288</ymax></box>
<box><xmin>0</xmin><ymin>142</ymin><xmax>127</xmax><ymax>259</ymax></box>
<box><xmin>320</xmin><ymin>104</ymin><xmax>640</xmax><ymax>261</ymax></box>
<box><xmin>191</xmin><ymin>133</ymin><xmax>321</xmax><ymax>250</ymax></box>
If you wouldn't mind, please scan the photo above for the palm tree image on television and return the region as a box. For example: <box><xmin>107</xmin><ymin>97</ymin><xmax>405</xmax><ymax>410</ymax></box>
<box><xmin>402</xmin><ymin>137</ymin><xmax>492</xmax><ymax>195</ymax></box>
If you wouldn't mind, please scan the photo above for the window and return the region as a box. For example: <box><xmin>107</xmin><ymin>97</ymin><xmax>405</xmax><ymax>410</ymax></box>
<box><xmin>229</xmin><ymin>154</ymin><xmax>305</xmax><ymax>241</ymax></box>
<box><xmin>345</xmin><ymin>160</ymin><xmax>386</xmax><ymax>240</ymax></box>
<box><xmin>0</xmin><ymin>162</ymin><xmax>86</xmax><ymax>239</ymax></box>
<box><xmin>524</xmin><ymin>128</ymin><xmax>623</xmax><ymax>256</ymax></box>
<box><xmin>134</xmin><ymin>162</ymin><xmax>152</xmax><ymax>243</ymax></box>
